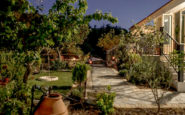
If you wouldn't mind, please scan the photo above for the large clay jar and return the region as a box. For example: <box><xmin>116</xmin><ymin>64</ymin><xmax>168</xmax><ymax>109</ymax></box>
<box><xmin>34</xmin><ymin>93</ymin><xmax>68</xmax><ymax>115</ymax></box>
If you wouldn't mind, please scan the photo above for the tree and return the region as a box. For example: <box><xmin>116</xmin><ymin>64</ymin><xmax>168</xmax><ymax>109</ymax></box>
<box><xmin>0</xmin><ymin>0</ymin><xmax>53</xmax><ymax>83</ymax></box>
<box><xmin>0</xmin><ymin>0</ymin><xmax>118</xmax><ymax>83</ymax></box>
<box><xmin>81</xmin><ymin>25</ymin><xmax>127</xmax><ymax>58</ymax></box>
<box><xmin>48</xmin><ymin>0</ymin><xmax>118</xmax><ymax>60</ymax></box>
<box><xmin>128</xmin><ymin>25</ymin><xmax>172</xmax><ymax>113</ymax></box>
<box><xmin>143</xmin><ymin>58</ymin><xmax>172</xmax><ymax>113</ymax></box>
<box><xmin>97</xmin><ymin>29</ymin><xmax>122</xmax><ymax>50</ymax></box>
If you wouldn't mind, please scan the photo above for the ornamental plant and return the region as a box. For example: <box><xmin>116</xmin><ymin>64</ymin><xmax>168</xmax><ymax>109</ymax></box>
<box><xmin>96</xmin><ymin>85</ymin><xmax>116</xmax><ymax>115</ymax></box>
<box><xmin>72</xmin><ymin>63</ymin><xmax>89</xmax><ymax>87</ymax></box>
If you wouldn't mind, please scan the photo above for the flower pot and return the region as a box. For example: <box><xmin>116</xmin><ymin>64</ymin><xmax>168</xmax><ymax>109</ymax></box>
<box><xmin>34</xmin><ymin>93</ymin><xmax>68</xmax><ymax>115</ymax></box>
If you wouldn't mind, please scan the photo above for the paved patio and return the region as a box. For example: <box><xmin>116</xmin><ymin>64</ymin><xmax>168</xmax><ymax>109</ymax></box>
<box><xmin>87</xmin><ymin>66</ymin><xmax>185</xmax><ymax>108</ymax></box>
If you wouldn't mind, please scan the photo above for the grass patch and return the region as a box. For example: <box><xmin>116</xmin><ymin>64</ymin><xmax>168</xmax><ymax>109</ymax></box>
<box><xmin>28</xmin><ymin>71</ymin><xmax>73</xmax><ymax>99</ymax></box>
<box><xmin>28</xmin><ymin>71</ymin><xmax>72</xmax><ymax>87</ymax></box>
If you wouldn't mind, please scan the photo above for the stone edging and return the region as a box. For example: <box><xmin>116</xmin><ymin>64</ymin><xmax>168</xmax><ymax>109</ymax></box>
<box><xmin>85</xmin><ymin>70</ymin><xmax>92</xmax><ymax>99</ymax></box>
<box><xmin>114</xmin><ymin>104</ymin><xmax>185</xmax><ymax>109</ymax></box>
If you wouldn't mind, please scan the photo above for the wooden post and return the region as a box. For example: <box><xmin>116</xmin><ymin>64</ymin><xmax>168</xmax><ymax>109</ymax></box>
<box><xmin>159</xmin><ymin>43</ymin><xmax>163</xmax><ymax>55</ymax></box>
<box><xmin>178</xmin><ymin>44</ymin><xmax>184</xmax><ymax>82</ymax></box>
<box><xmin>160</xmin><ymin>27</ymin><xmax>164</xmax><ymax>55</ymax></box>
<box><xmin>106</xmin><ymin>50</ymin><xmax>109</xmax><ymax>66</ymax></box>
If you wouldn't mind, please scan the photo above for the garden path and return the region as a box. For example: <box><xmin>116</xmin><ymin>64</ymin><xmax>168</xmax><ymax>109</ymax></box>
<box><xmin>87</xmin><ymin>65</ymin><xmax>185</xmax><ymax>108</ymax></box>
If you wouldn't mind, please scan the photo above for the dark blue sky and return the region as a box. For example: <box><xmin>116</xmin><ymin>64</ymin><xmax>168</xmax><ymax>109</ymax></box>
<box><xmin>28</xmin><ymin>0</ymin><xmax>170</xmax><ymax>29</ymax></box>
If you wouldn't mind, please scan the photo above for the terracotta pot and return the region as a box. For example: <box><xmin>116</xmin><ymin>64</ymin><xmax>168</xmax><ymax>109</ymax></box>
<box><xmin>34</xmin><ymin>93</ymin><xmax>68</xmax><ymax>115</ymax></box>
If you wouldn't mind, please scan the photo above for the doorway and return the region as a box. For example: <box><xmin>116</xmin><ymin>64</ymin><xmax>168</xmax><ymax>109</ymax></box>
<box><xmin>164</xmin><ymin>15</ymin><xmax>172</xmax><ymax>43</ymax></box>
<box><xmin>163</xmin><ymin>14</ymin><xmax>172</xmax><ymax>54</ymax></box>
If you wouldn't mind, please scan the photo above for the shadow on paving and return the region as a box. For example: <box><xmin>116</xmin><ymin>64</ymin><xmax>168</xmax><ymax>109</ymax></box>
<box><xmin>115</xmin><ymin>92</ymin><xmax>155</xmax><ymax>103</ymax></box>
<box><xmin>90</xmin><ymin>66</ymin><xmax>185</xmax><ymax>108</ymax></box>
<box><xmin>158</xmin><ymin>92</ymin><xmax>180</xmax><ymax>104</ymax></box>
<box><xmin>93</xmin><ymin>81</ymin><xmax>130</xmax><ymax>89</ymax></box>
<box><xmin>97</xmin><ymin>75</ymin><xmax>123</xmax><ymax>79</ymax></box>
<box><xmin>91</xmin><ymin>64</ymin><xmax>106</xmax><ymax>67</ymax></box>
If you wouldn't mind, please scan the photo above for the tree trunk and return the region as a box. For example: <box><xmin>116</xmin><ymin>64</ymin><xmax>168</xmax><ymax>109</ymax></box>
<box><xmin>84</xmin><ymin>80</ymin><xmax>87</xmax><ymax>99</ymax></box>
<box><xmin>80</xmin><ymin>82</ymin><xmax>82</xmax><ymax>88</ymax></box>
<box><xmin>157</xmin><ymin>101</ymin><xmax>160</xmax><ymax>113</ymax></box>
<box><xmin>23</xmin><ymin>63</ymin><xmax>32</xmax><ymax>83</ymax></box>
<box><xmin>56</xmin><ymin>47</ymin><xmax>61</xmax><ymax>62</ymax></box>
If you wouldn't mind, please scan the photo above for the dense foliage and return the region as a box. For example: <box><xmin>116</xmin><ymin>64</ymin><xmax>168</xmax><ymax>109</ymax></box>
<box><xmin>128</xmin><ymin>57</ymin><xmax>172</xmax><ymax>87</ymax></box>
<box><xmin>0</xmin><ymin>0</ymin><xmax>118</xmax><ymax>83</ymax></box>
<box><xmin>96</xmin><ymin>86</ymin><xmax>116</xmax><ymax>115</ymax></box>
<box><xmin>49</xmin><ymin>0</ymin><xmax>118</xmax><ymax>60</ymax></box>
<box><xmin>97</xmin><ymin>29</ymin><xmax>122</xmax><ymax>50</ymax></box>
<box><xmin>72</xmin><ymin>63</ymin><xmax>89</xmax><ymax>86</ymax></box>
<box><xmin>0</xmin><ymin>0</ymin><xmax>119</xmax><ymax>114</ymax></box>
<box><xmin>51</xmin><ymin>60</ymin><xmax>68</xmax><ymax>70</ymax></box>
<box><xmin>81</xmin><ymin>25</ymin><xmax>127</xmax><ymax>59</ymax></box>
<box><xmin>0</xmin><ymin>81</ymin><xmax>31</xmax><ymax>115</ymax></box>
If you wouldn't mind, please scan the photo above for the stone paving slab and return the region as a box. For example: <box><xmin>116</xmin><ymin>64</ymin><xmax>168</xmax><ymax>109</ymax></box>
<box><xmin>88</xmin><ymin>66</ymin><xmax>185</xmax><ymax>108</ymax></box>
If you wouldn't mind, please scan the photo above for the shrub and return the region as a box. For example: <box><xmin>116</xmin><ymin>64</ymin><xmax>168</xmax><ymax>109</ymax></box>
<box><xmin>0</xmin><ymin>51</ymin><xmax>26</xmax><ymax>81</ymax></box>
<box><xmin>72</xmin><ymin>63</ymin><xmax>89</xmax><ymax>86</ymax></box>
<box><xmin>128</xmin><ymin>62</ymin><xmax>147</xmax><ymax>85</ymax></box>
<box><xmin>128</xmin><ymin>53</ymin><xmax>142</xmax><ymax>64</ymax></box>
<box><xmin>117</xmin><ymin>51</ymin><xmax>142</xmax><ymax>71</ymax></box>
<box><xmin>51</xmin><ymin>60</ymin><xmax>68</xmax><ymax>70</ymax></box>
<box><xmin>0</xmin><ymin>81</ymin><xmax>31</xmax><ymax>115</ymax></box>
<box><xmin>70</xmin><ymin>88</ymin><xmax>84</xmax><ymax>100</ymax></box>
<box><xmin>119</xmin><ymin>69</ymin><xmax>128</xmax><ymax>77</ymax></box>
<box><xmin>96</xmin><ymin>86</ymin><xmax>116</xmax><ymax>115</ymax></box>
<box><xmin>128</xmin><ymin>57</ymin><xmax>172</xmax><ymax>87</ymax></box>
<box><xmin>97</xmin><ymin>29</ymin><xmax>121</xmax><ymax>51</ymax></box>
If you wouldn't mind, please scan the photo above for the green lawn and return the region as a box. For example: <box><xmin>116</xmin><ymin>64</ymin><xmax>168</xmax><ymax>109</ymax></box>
<box><xmin>28</xmin><ymin>71</ymin><xmax>72</xmax><ymax>87</ymax></box>
<box><xmin>28</xmin><ymin>71</ymin><xmax>73</xmax><ymax>99</ymax></box>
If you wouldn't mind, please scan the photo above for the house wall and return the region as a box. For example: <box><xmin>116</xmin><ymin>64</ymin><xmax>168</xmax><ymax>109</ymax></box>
<box><xmin>154</xmin><ymin>16</ymin><xmax>162</xmax><ymax>30</ymax></box>
<box><xmin>154</xmin><ymin>6</ymin><xmax>185</xmax><ymax>54</ymax></box>
<box><xmin>133</xmin><ymin>0</ymin><xmax>185</xmax><ymax>28</ymax></box>
<box><xmin>131</xmin><ymin>1</ymin><xmax>185</xmax><ymax>55</ymax></box>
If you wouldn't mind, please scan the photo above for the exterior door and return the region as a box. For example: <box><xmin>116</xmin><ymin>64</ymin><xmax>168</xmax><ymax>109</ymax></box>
<box><xmin>163</xmin><ymin>15</ymin><xmax>172</xmax><ymax>54</ymax></box>
<box><xmin>164</xmin><ymin>15</ymin><xmax>172</xmax><ymax>43</ymax></box>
